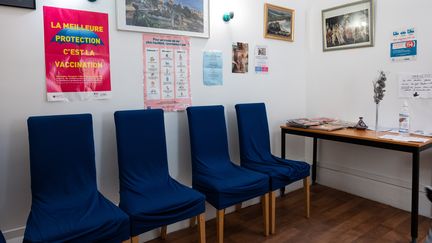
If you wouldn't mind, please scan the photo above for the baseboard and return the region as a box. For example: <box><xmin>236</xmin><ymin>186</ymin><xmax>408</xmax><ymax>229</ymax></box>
<box><xmin>318</xmin><ymin>161</ymin><xmax>428</xmax><ymax>193</ymax></box>
<box><xmin>317</xmin><ymin>162</ymin><xmax>432</xmax><ymax>217</ymax></box>
<box><xmin>3</xmin><ymin>226</ymin><xmax>24</xmax><ymax>241</ymax></box>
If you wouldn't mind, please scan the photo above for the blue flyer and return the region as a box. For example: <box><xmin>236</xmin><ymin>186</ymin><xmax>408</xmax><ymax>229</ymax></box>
<box><xmin>203</xmin><ymin>51</ymin><xmax>223</xmax><ymax>86</ymax></box>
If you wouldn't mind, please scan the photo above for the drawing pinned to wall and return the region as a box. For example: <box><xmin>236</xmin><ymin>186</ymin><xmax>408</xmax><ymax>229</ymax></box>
<box><xmin>43</xmin><ymin>6</ymin><xmax>111</xmax><ymax>102</ymax></box>
<box><xmin>322</xmin><ymin>0</ymin><xmax>374</xmax><ymax>51</ymax></box>
<box><xmin>116</xmin><ymin>0</ymin><xmax>209</xmax><ymax>38</ymax></box>
<box><xmin>143</xmin><ymin>34</ymin><xmax>191</xmax><ymax>111</ymax></box>
<box><xmin>232</xmin><ymin>42</ymin><xmax>248</xmax><ymax>73</ymax></box>
<box><xmin>255</xmin><ymin>45</ymin><xmax>269</xmax><ymax>74</ymax></box>
<box><xmin>264</xmin><ymin>4</ymin><xmax>294</xmax><ymax>42</ymax></box>
<box><xmin>203</xmin><ymin>51</ymin><xmax>223</xmax><ymax>86</ymax></box>
<box><xmin>391</xmin><ymin>27</ymin><xmax>417</xmax><ymax>62</ymax></box>
<box><xmin>399</xmin><ymin>73</ymin><xmax>432</xmax><ymax>99</ymax></box>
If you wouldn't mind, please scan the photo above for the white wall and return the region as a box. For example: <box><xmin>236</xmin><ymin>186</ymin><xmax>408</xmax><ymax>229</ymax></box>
<box><xmin>305</xmin><ymin>0</ymin><xmax>432</xmax><ymax>217</ymax></box>
<box><xmin>0</xmin><ymin>0</ymin><xmax>309</xmax><ymax>241</ymax></box>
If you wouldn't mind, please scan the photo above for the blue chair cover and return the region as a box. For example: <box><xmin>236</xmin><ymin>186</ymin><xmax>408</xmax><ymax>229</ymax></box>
<box><xmin>114</xmin><ymin>109</ymin><xmax>205</xmax><ymax>236</ymax></box>
<box><xmin>24</xmin><ymin>114</ymin><xmax>130</xmax><ymax>243</ymax></box>
<box><xmin>235</xmin><ymin>103</ymin><xmax>310</xmax><ymax>191</ymax></box>
<box><xmin>186</xmin><ymin>105</ymin><xmax>269</xmax><ymax>210</ymax></box>
<box><xmin>0</xmin><ymin>230</ymin><xmax>5</xmax><ymax>243</ymax></box>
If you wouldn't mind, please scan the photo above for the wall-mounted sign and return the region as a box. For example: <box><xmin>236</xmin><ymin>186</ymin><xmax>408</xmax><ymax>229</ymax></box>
<box><xmin>43</xmin><ymin>6</ymin><xmax>111</xmax><ymax>101</ymax></box>
<box><xmin>203</xmin><ymin>51</ymin><xmax>223</xmax><ymax>86</ymax></box>
<box><xmin>391</xmin><ymin>27</ymin><xmax>417</xmax><ymax>62</ymax></box>
<box><xmin>143</xmin><ymin>34</ymin><xmax>191</xmax><ymax>111</ymax></box>
<box><xmin>254</xmin><ymin>45</ymin><xmax>269</xmax><ymax>74</ymax></box>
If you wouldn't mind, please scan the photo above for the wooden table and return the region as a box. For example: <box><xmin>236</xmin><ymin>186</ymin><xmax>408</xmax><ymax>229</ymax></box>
<box><xmin>280</xmin><ymin>126</ymin><xmax>432</xmax><ymax>243</ymax></box>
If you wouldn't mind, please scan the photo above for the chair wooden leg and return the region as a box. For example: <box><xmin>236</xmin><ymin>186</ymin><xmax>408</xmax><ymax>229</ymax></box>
<box><xmin>262</xmin><ymin>193</ymin><xmax>270</xmax><ymax>236</ymax></box>
<box><xmin>131</xmin><ymin>236</ymin><xmax>139</xmax><ymax>243</ymax></box>
<box><xmin>198</xmin><ymin>213</ymin><xmax>206</xmax><ymax>243</ymax></box>
<box><xmin>304</xmin><ymin>176</ymin><xmax>310</xmax><ymax>218</ymax></box>
<box><xmin>270</xmin><ymin>190</ymin><xmax>276</xmax><ymax>234</ymax></box>
<box><xmin>161</xmin><ymin>226</ymin><xmax>167</xmax><ymax>240</ymax></box>
<box><xmin>235</xmin><ymin>203</ymin><xmax>242</xmax><ymax>211</ymax></box>
<box><xmin>122</xmin><ymin>239</ymin><xmax>131</xmax><ymax>243</ymax></box>
<box><xmin>216</xmin><ymin>209</ymin><xmax>225</xmax><ymax>243</ymax></box>
<box><xmin>190</xmin><ymin>216</ymin><xmax>197</xmax><ymax>228</ymax></box>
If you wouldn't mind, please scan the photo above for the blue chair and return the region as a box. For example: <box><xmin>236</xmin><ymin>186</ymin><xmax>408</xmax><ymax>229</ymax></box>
<box><xmin>24</xmin><ymin>114</ymin><xmax>130</xmax><ymax>243</ymax></box>
<box><xmin>0</xmin><ymin>230</ymin><xmax>5</xmax><ymax>243</ymax></box>
<box><xmin>235</xmin><ymin>103</ymin><xmax>311</xmax><ymax>234</ymax></box>
<box><xmin>187</xmin><ymin>105</ymin><xmax>269</xmax><ymax>243</ymax></box>
<box><xmin>114</xmin><ymin>109</ymin><xmax>206</xmax><ymax>243</ymax></box>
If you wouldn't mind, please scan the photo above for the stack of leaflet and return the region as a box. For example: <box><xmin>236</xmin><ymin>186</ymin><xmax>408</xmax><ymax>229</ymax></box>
<box><xmin>286</xmin><ymin>118</ymin><xmax>335</xmax><ymax>128</ymax></box>
<box><xmin>287</xmin><ymin>118</ymin><xmax>355</xmax><ymax>131</ymax></box>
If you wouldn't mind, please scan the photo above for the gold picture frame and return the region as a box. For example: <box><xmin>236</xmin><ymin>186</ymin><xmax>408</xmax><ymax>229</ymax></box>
<box><xmin>264</xmin><ymin>3</ymin><xmax>295</xmax><ymax>42</ymax></box>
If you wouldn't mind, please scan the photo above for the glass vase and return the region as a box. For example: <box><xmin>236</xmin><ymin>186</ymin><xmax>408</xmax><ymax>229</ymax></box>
<box><xmin>375</xmin><ymin>103</ymin><xmax>379</xmax><ymax>132</ymax></box>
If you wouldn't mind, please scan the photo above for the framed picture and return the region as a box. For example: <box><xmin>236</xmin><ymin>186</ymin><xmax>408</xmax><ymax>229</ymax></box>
<box><xmin>322</xmin><ymin>0</ymin><xmax>374</xmax><ymax>51</ymax></box>
<box><xmin>264</xmin><ymin>3</ymin><xmax>295</xmax><ymax>42</ymax></box>
<box><xmin>116</xmin><ymin>0</ymin><xmax>209</xmax><ymax>38</ymax></box>
<box><xmin>0</xmin><ymin>0</ymin><xmax>35</xmax><ymax>9</ymax></box>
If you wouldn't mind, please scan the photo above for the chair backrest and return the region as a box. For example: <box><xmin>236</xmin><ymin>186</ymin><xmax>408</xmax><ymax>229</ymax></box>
<box><xmin>27</xmin><ymin>114</ymin><xmax>97</xmax><ymax>209</ymax></box>
<box><xmin>235</xmin><ymin>103</ymin><xmax>273</xmax><ymax>162</ymax></box>
<box><xmin>114</xmin><ymin>109</ymin><xmax>169</xmax><ymax>191</ymax></box>
<box><xmin>186</xmin><ymin>106</ymin><xmax>232</xmax><ymax>171</ymax></box>
<box><xmin>0</xmin><ymin>230</ymin><xmax>5</xmax><ymax>243</ymax></box>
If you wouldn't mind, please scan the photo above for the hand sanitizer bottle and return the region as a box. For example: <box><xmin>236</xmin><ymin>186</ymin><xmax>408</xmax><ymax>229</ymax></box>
<box><xmin>399</xmin><ymin>100</ymin><xmax>410</xmax><ymax>136</ymax></box>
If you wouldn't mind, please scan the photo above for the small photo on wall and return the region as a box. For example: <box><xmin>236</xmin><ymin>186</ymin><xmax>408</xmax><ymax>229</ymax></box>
<box><xmin>264</xmin><ymin>3</ymin><xmax>295</xmax><ymax>42</ymax></box>
<box><xmin>322</xmin><ymin>0</ymin><xmax>374</xmax><ymax>51</ymax></box>
<box><xmin>232</xmin><ymin>42</ymin><xmax>249</xmax><ymax>73</ymax></box>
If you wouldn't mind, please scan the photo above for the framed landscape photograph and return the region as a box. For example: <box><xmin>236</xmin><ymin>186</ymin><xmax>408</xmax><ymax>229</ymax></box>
<box><xmin>116</xmin><ymin>0</ymin><xmax>209</xmax><ymax>38</ymax></box>
<box><xmin>0</xmin><ymin>0</ymin><xmax>35</xmax><ymax>9</ymax></box>
<box><xmin>322</xmin><ymin>0</ymin><xmax>374</xmax><ymax>51</ymax></box>
<box><xmin>264</xmin><ymin>3</ymin><xmax>295</xmax><ymax>42</ymax></box>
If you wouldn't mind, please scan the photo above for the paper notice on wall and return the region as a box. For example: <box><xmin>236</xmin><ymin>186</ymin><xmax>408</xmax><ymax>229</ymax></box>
<box><xmin>391</xmin><ymin>27</ymin><xmax>417</xmax><ymax>62</ymax></box>
<box><xmin>143</xmin><ymin>34</ymin><xmax>191</xmax><ymax>111</ymax></box>
<box><xmin>399</xmin><ymin>73</ymin><xmax>432</xmax><ymax>98</ymax></box>
<box><xmin>43</xmin><ymin>6</ymin><xmax>111</xmax><ymax>102</ymax></box>
<box><xmin>254</xmin><ymin>45</ymin><xmax>269</xmax><ymax>74</ymax></box>
<box><xmin>203</xmin><ymin>51</ymin><xmax>223</xmax><ymax>86</ymax></box>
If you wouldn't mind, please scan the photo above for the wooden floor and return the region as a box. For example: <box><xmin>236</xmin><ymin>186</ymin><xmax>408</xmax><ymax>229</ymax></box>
<box><xmin>148</xmin><ymin>185</ymin><xmax>431</xmax><ymax>243</ymax></box>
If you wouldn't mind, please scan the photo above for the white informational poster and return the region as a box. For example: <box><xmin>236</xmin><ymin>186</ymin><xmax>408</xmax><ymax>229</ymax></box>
<box><xmin>391</xmin><ymin>27</ymin><xmax>417</xmax><ymax>62</ymax></box>
<box><xmin>203</xmin><ymin>51</ymin><xmax>223</xmax><ymax>86</ymax></box>
<box><xmin>399</xmin><ymin>73</ymin><xmax>432</xmax><ymax>98</ymax></box>
<box><xmin>143</xmin><ymin>34</ymin><xmax>191</xmax><ymax>111</ymax></box>
<box><xmin>254</xmin><ymin>45</ymin><xmax>269</xmax><ymax>74</ymax></box>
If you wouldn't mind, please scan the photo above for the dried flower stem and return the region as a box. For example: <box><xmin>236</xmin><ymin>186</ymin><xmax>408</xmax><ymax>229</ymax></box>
<box><xmin>373</xmin><ymin>71</ymin><xmax>386</xmax><ymax>104</ymax></box>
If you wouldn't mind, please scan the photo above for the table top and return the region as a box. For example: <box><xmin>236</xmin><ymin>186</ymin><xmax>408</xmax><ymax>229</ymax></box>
<box><xmin>281</xmin><ymin>125</ymin><xmax>432</xmax><ymax>149</ymax></box>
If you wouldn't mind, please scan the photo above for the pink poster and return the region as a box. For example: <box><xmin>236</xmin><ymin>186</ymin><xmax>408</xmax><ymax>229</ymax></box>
<box><xmin>143</xmin><ymin>34</ymin><xmax>192</xmax><ymax>111</ymax></box>
<box><xmin>43</xmin><ymin>6</ymin><xmax>111</xmax><ymax>102</ymax></box>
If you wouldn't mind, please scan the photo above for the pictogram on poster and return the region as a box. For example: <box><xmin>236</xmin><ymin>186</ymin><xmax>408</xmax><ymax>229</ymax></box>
<box><xmin>143</xmin><ymin>34</ymin><xmax>191</xmax><ymax>111</ymax></box>
<box><xmin>43</xmin><ymin>6</ymin><xmax>111</xmax><ymax>102</ymax></box>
